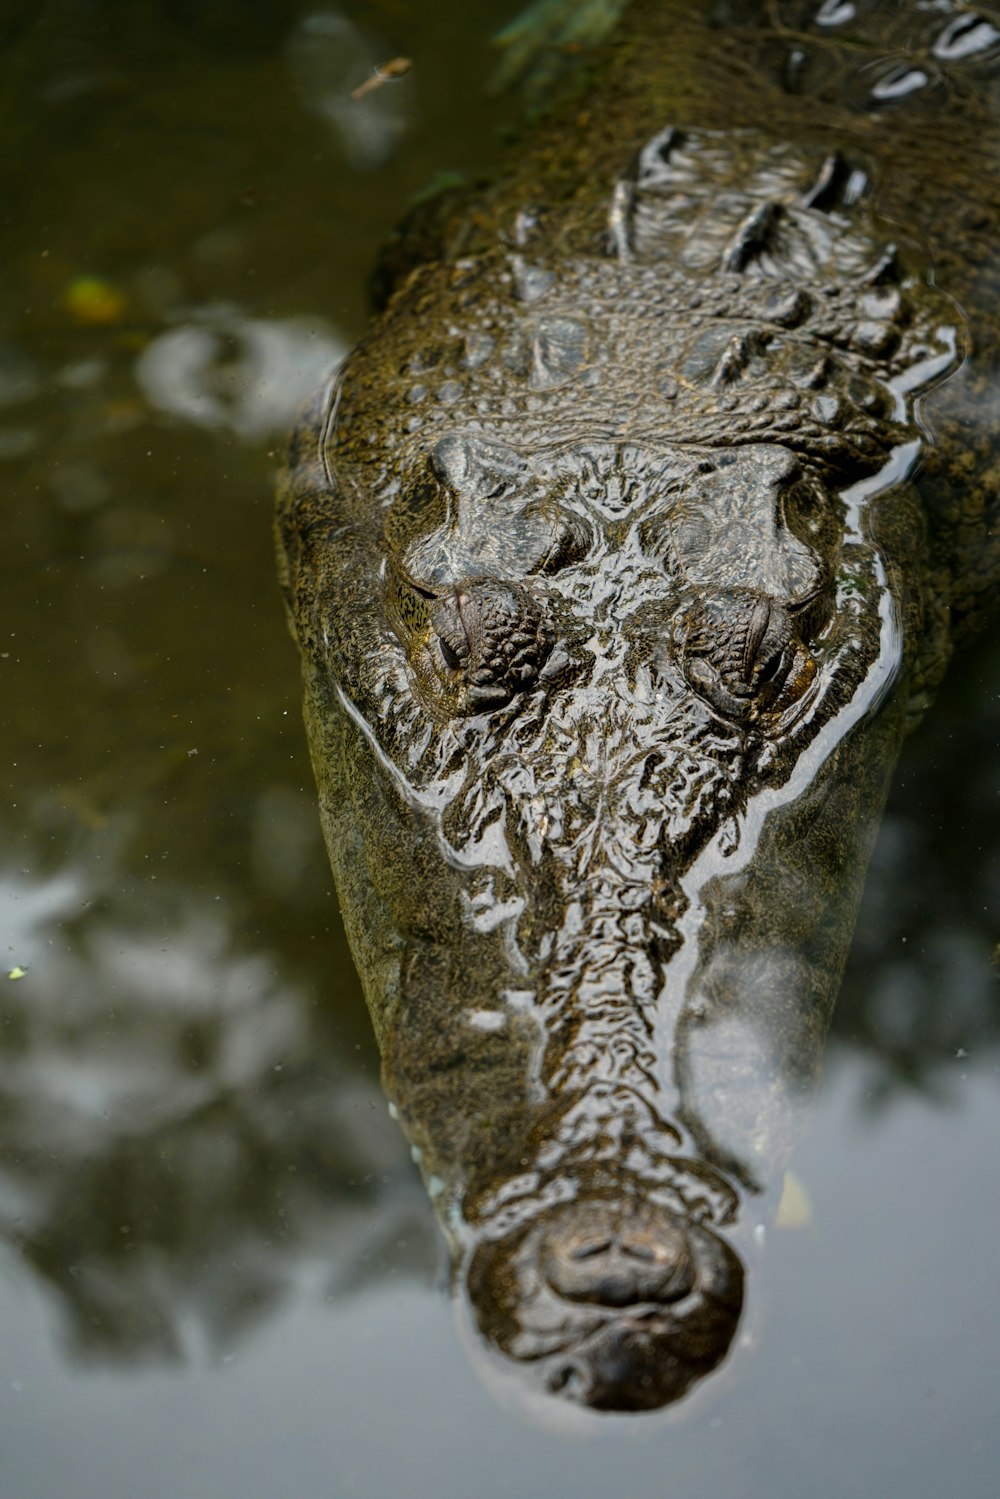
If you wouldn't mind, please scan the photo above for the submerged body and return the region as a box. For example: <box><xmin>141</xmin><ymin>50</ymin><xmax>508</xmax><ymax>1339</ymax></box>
<box><xmin>277</xmin><ymin>0</ymin><xmax>999</xmax><ymax>1411</ymax></box>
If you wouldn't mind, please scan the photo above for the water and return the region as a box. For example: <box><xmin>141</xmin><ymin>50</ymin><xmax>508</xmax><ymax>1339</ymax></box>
<box><xmin>1</xmin><ymin>2</ymin><xmax>998</xmax><ymax>1495</ymax></box>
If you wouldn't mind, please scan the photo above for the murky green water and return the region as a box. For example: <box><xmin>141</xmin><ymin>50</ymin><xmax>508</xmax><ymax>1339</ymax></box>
<box><xmin>1</xmin><ymin>3</ymin><xmax>998</xmax><ymax>1495</ymax></box>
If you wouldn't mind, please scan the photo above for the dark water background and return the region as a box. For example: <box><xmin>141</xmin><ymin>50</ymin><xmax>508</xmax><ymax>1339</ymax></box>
<box><xmin>1</xmin><ymin>2</ymin><xmax>998</xmax><ymax>1495</ymax></box>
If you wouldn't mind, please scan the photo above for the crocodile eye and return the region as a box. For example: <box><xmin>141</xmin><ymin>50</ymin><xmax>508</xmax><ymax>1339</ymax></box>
<box><xmin>431</xmin><ymin>600</ymin><xmax>472</xmax><ymax>672</ymax></box>
<box><xmin>677</xmin><ymin>592</ymin><xmax>816</xmax><ymax>726</ymax></box>
<box><xmin>755</xmin><ymin>646</ymin><xmax>784</xmax><ymax>686</ymax></box>
<box><xmin>438</xmin><ymin>635</ymin><xmax>465</xmax><ymax>671</ymax></box>
<box><xmin>743</xmin><ymin>599</ymin><xmax>780</xmax><ymax>675</ymax></box>
<box><xmin>742</xmin><ymin>598</ymin><xmax>796</xmax><ymax>696</ymax></box>
<box><xmin>388</xmin><ymin>558</ymin><xmax>553</xmax><ymax>715</ymax></box>
<box><xmin>760</xmin><ymin>641</ymin><xmax>817</xmax><ymax>721</ymax></box>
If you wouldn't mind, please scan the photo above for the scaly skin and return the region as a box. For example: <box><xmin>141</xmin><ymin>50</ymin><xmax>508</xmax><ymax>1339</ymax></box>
<box><xmin>277</xmin><ymin>0</ymin><xmax>997</xmax><ymax>1413</ymax></box>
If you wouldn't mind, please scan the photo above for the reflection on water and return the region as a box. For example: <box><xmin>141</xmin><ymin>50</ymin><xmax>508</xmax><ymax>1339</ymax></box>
<box><xmin>0</xmin><ymin>854</ymin><xmax>436</xmax><ymax>1365</ymax></box>
<box><xmin>0</xmin><ymin>0</ymin><xmax>999</xmax><ymax>1494</ymax></box>
<box><xmin>836</xmin><ymin>635</ymin><xmax>1000</xmax><ymax>1096</ymax></box>
<box><xmin>135</xmin><ymin>310</ymin><xmax>344</xmax><ymax>438</ymax></box>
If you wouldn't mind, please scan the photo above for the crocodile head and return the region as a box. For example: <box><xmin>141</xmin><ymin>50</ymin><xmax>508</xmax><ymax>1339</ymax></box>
<box><xmin>277</xmin><ymin>161</ymin><xmax>959</xmax><ymax>1410</ymax></box>
<box><xmin>360</xmin><ymin>430</ymin><xmax>870</xmax><ymax>1410</ymax></box>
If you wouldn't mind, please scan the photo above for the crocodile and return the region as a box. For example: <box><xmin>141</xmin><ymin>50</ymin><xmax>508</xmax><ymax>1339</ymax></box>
<box><xmin>276</xmin><ymin>0</ymin><xmax>999</xmax><ymax>1413</ymax></box>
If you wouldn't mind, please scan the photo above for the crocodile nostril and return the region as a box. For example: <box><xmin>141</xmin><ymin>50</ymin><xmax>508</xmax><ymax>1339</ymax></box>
<box><xmin>570</xmin><ymin>1237</ymin><xmax>613</xmax><ymax>1261</ymax></box>
<box><xmin>540</xmin><ymin>1209</ymin><xmax>697</xmax><ymax>1308</ymax></box>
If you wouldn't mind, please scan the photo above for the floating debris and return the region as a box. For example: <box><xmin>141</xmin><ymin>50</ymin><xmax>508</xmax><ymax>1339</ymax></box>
<box><xmin>775</xmin><ymin>1172</ymin><xmax>813</xmax><ymax>1230</ymax></box>
<box><xmin>350</xmin><ymin>57</ymin><xmax>412</xmax><ymax>100</ymax></box>
<box><xmin>289</xmin><ymin>16</ymin><xmax>412</xmax><ymax>167</ymax></box>
<box><xmin>62</xmin><ymin>276</ymin><xmax>127</xmax><ymax>326</ymax></box>
<box><xmin>7</xmin><ymin>966</ymin><xmax>27</xmax><ymax>981</ymax></box>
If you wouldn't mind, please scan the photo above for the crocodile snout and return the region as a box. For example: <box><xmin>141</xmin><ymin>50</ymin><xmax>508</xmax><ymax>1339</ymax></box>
<box><xmin>539</xmin><ymin>1201</ymin><xmax>696</xmax><ymax>1307</ymax></box>
<box><xmin>468</xmin><ymin>1195</ymin><xmax>744</xmax><ymax>1411</ymax></box>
